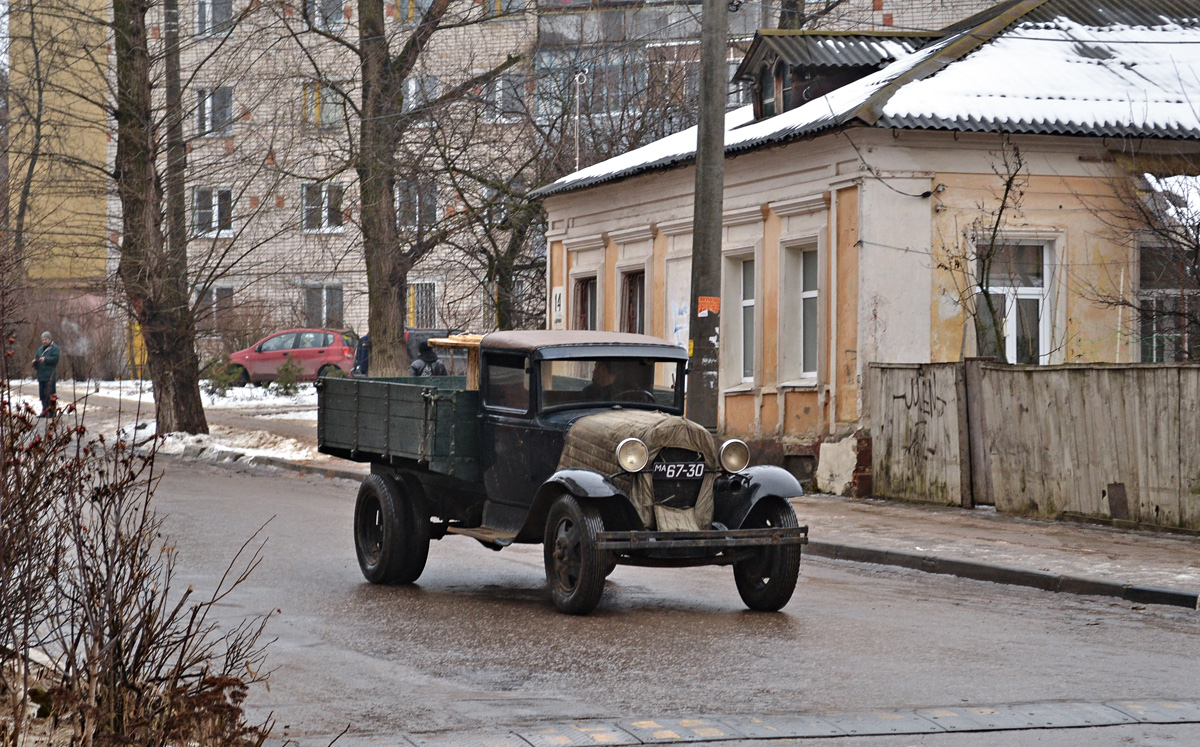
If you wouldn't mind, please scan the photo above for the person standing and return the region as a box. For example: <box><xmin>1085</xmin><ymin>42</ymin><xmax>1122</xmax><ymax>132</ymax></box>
<box><xmin>409</xmin><ymin>339</ymin><xmax>448</xmax><ymax>377</ymax></box>
<box><xmin>33</xmin><ymin>331</ymin><xmax>61</xmax><ymax>417</ymax></box>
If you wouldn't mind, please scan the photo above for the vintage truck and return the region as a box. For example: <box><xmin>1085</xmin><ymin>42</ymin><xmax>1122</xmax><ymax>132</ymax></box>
<box><xmin>316</xmin><ymin>330</ymin><xmax>808</xmax><ymax>614</ymax></box>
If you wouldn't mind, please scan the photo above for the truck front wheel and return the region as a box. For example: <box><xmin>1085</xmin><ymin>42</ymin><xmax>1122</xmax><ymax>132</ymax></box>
<box><xmin>354</xmin><ymin>474</ymin><xmax>430</xmax><ymax>584</ymax></box>
<box><xmin>543</xmin><ymin>495</ymin><xmax>607</xmax><ymax>615</ymax></box>
<box><xmin>733</xmin><ymin>498</ymin><xmax>801</xmax><ymax>612</ymax></box>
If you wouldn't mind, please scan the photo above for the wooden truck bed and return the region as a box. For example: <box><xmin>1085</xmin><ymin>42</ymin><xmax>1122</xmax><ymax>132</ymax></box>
<box><xmin>316</xmin><ymin>376</ymin><xmax>481</xmax><ymax>481</ymax></box>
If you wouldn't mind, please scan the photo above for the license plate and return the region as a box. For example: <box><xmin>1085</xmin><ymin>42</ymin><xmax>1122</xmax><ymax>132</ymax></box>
<box><xmin>652</xmin><ymin>461</ymin><xmax>705</xmax><ymax>480</ymax></box>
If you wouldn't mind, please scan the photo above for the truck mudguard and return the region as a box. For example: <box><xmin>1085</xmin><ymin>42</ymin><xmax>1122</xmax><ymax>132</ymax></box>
<box><xmin>517</xmin><ymin>468</ymin><xmax>644</xmax><ymax>542</ymax></box>
<box><xmin>716</xmin><ymin>465</ymin><xmax>805</xmax><ymax>530</ymax></box>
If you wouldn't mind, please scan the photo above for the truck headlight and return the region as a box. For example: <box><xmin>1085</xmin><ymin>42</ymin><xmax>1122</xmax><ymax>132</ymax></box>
<box><xmin>719</xmin><ymin>439</ymin><xmax>750</xmax><ymax>473</ymax></box>
<box><xmin>616</xmin><ymin>438</ymin><xmax>649</xmax><ymax>473</ymax></box>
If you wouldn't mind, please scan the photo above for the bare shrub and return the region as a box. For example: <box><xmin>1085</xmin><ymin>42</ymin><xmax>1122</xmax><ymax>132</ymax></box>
<box><xmin>0</xmin><ymin>374</ymin><xmax>273</xmax><ymax>747</ymax></box>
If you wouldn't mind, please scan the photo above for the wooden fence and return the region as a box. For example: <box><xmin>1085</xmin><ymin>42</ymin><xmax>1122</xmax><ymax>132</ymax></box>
<box><xmin>865</xmin><ymin>361</ymin><xmax>1200</xmax><ymax>530</ymax></box>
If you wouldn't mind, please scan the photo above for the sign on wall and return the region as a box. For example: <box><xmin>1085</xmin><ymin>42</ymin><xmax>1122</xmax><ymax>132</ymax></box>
<box><xmin>551</xmin><ymin>286</ymin><xmax>565</xmax><ymax>329</ymax></box>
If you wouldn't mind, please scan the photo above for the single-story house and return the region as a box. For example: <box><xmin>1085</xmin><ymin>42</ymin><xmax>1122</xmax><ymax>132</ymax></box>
<box><xmin>531</xmin><ymin>0</ymin><xmax>1200</xmax><ymax>468</ymax></box>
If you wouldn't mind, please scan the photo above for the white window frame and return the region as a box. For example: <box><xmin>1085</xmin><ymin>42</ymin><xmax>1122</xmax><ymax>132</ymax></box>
<box><xmin>403</xmin><ymin>74</ymin><xmax>438</xmax><ymax>115</ymax></box>
<box><xmin>396</xmin><ymin>0</ymin><xmax>432</xmax><ymax>23</ymax></box>
<box><xmin>196</xmin><ymin>87</ymin><xmax>233</xmax><ymax>137</ymax></box>
<box><xmin>976</xmin><ymin>240</ymin><xmax>1053</xmax><ymax>365</ymax></box>
<box><xmin>304</xmin><ymin>283</ymin><xmax>344</xmax><ymax>328</ymax></box>
<box><xmin>739</xmin><ymin>257</ymin><xmax>755</xmax><ymax>382</ymax></box>
<box><xmin>196</xmin><ymin>0</ymin><xmax>233</xmax><ymax>35</ymax></box>
<box><xmin>483</xmin><ymin>73</ymin><xmax>526</xmax><ymax>123</ymax></box>
<box><xmin>779</xmin><ymin>237</ymin><xmax>821</xmax><ymax>385</ymax></box>
<box><xmin>193</xmin><ymin>186</ymin><xmax>233</xmax><ymax>237</ymax></box>
<box><xmin>407</xmin><ymin>280</ymin><xmax>438</xmax><ymax>328</ymax></box>
<box><xmin>304</xmin><ymin>0</ymin><xmax>344</xmax><ymax>30</ymax></box>
<box><xmin>1138</xmin><ymin>242</ymin><xmax>1200</xmax><ymax>362</ymax></box>
<box><xmin>303</xmin><ymin>82</ymin><xmax>344</xmax><ymax>130</ymax></box>
<box><xmin>302</xmin><ymin>183</ymin><xmax>345</xmax><ymax>234</ymax></box>
<box><xmin>396</xmin><ymin>178</ymin><xmax>437</xmax><ymax>231</ymax></box>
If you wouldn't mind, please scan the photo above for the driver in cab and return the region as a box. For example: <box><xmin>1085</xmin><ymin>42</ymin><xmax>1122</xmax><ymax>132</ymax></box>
<box><xmin>582</xmin><ymin>360</ymin><xmax>619</xmax><ymax>401</ymax></box>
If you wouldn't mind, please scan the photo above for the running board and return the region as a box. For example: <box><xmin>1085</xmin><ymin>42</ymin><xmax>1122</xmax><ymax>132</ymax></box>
<box><xmin>446</xmin><ymin>526</ymin><xmax>517</xmax><ymax>547</ymax></box>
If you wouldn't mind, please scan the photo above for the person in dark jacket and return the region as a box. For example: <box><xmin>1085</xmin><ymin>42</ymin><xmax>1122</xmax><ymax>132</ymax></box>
<box><xmin>409</xmin><ymin>340</ymin><xmax>447</xmax><ymax>377</ymax></box>
<box><xmin>32</xmin><ymin>331</ymin><xmax>60</xmax><ymax>417</ymax></box>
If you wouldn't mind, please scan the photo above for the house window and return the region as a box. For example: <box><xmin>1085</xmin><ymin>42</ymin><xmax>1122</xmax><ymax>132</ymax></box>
<box><xmin>740</xmin><ymin>258</ymin><xmax>755</xmax><ymax>380</ymax></box>
<box><xmin>197</xmin><ymin>0</ymin><xmax>233</xmax><ymax>35</ymax></box>
<box><xmin>726</xmin><ymin>59</ymin><xmax>751</xmax><ymax>109</ymax></box>
<box><xmin>403</xmin><ymin>74</ymin><xmax>438</xmax><ymax>114</ymax></box>
<box><xmin>303</xmin><ymin>82</ymin><xmax>344</xmax><ymax>129</ymax></box>
<box><xmin>196</xmin><ymin>87</ymin><xmax>233</xmax><ymax>136</ymax></box>
<box><xmin>575</xmin><ymin>277</ymin><xmax>597</xmax><ymax>330</ymax></box>
<box><xmin>304</xmin><ymin>0</ymin><xmax>343</xmax><ymax>29</ymax></box>
<box><xmin>622</xmin><ymin>271</ymin><xmax>645</xmax><ymax>334</ymax></box>
<box><xmin>801</xmin><ymin>249</ymin><xmax>818</xmax><ymax>375</ymax></box>
<box><xmin>397</xmin><ymin>178</ymin><xmax>437</xmax><ymax>231</ymax></box>
<box><xmin>302</xmin><ymin>183</ymin><xmax>345</xmax><ymax>232</ymax></box>
<box><xmin>193</xmin><ymin>187</ymin><xmax>233</xmax><ymax>236</ymax></box>
<box><xmin>396</xmin><ymin>0</ymin><xmax>432</xmax><ymax>23</ymax></box>
<box><xmin>197</xmin><ymin>285</ymin><xmax>233</xmax><ymax>333</ymax></box>
<box><xmin>305</xmin><ymin>284</ymin><xmax>343</xmax><ymax>327</ymax></box>
<box><xmin>407</xmin><ymin>281</ymin><xmax>437</xmax><ymax>328</ymax></box>
<box><xmin>1139</xmin><ymin>244</ymin><xmax>1200</xmax><ymax>362</ymax></box>
<box><xmin>778</xmin><ymin>62</ymin><xmax>794</xmax><ymax>111</ymax></box>
<box><xmin>976</xmin><ymin>242</ymin><xmax>1049</xmax><ymax>364</ymax></box>
<box><xmin>482</xmin><ymin>0</ymin><xmax>525</xmax><ymax>19</ymax></box>
<box><xmin>483</xmin><ymin>73</ymin><xmax>525</xmax><ymax>122</ymax></box>
<box><xmin>758</xmin><ymin>64</ymin><xmax>775</xmax><ymax>118</ymax></box>
<box><xmin>780</xmin><ymin>243</ymin><xmax>820</xmax><ymax>382</ymax></box>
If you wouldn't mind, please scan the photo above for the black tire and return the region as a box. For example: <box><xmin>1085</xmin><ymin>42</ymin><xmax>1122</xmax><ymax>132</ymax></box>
<box><xmin>543</xmin><ymin>495</ymin><xmax>607</xmax><ymax>615</ymax></box>
<box><xmin>317</xmin><ymin>364</ymin><xmax>344</xmax><ymax>379</ymax></box>
<box><xmin>354</xmin><ymin>474</ymin><xmax>430</xmax><ymax>584</ymax></box>
<box><xmin>231</xmin><ymin>365</ymin><xmax>250</xmax><ymax>387</ymax></box>
<box><xmin>733</xmin><ymin>499</ymin><xmax>802</xmax><ymax>612</ymax></box>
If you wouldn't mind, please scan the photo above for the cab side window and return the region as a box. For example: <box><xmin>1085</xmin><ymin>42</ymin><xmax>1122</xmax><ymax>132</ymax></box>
<box><xmin>484</xmin><ymin>353</ymin><xmax>529</xmax><ymax>411</ymax></box>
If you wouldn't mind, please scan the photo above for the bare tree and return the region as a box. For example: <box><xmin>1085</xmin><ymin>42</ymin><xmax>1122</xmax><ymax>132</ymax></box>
<box><xmin>1083</xmin><ymin>158</ymin><xmax>1200</xmax><ymax>362</ymax></box>
<box><xmin>0</xmin><ymin>390</ymin><xmax>272</xmax><ymax>746</ymax></box>
<box><xmin>777</xmin><ymin>0</ymin><xmax>851</xmax><ymax>30</ymax></box>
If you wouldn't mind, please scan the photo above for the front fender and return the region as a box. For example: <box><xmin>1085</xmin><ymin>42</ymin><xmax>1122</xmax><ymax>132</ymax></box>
<box><xmin>715</xmin><ymin>465</ymin><xmax>804</xmax><ymax>529</ymax></box>
<box><xmin>516</xmin><ymin>469</ymin><xmax>644</xmax><ymax>542</ymax></box>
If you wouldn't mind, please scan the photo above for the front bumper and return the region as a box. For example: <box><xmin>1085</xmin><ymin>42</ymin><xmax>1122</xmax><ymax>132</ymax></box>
<box><xmin>596</xmin><ymin>525</ymin><xmax>809</xmax><ymax>552</ymax></box>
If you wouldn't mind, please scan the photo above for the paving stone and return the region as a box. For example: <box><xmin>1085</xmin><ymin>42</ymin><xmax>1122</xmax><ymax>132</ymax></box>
<box><xmin>1105</xmin><ymin>699</ymin><xmax>1200</xmax><ymax>724</ymax></box>
<box><xmin>714</xmin><ymin>713</ymin><xmax>845</xmax><ymax>738</ymax></box>
<box><xmin>822</xmin><ymin>709</ymin><xmax>943</xmax><ymax>736</ymax></box>
<box><xmin>515</xmin><ymin>722</ymin><xmax>639</xmax><ymax>747</ymax></box>
<box><xmin>617</xmin><ymin>718</ymin><xmax>745</xmax><ymax>742</ymax></box>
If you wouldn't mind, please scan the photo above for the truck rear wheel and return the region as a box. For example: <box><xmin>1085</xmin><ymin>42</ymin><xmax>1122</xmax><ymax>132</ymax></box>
<box><xmin>544</xmin><ymin>495</ymin><xmax>606</xmax><ymax>615</ymax></box>
<box><xmin>354</xmin><ymin>474</ymin><xmax>430</xmax><ymax>584</ymax></box>
<box><xmin>733</xmin><ymin>498</ymin><xmax>801</xmax><ymax>612</ymax></box>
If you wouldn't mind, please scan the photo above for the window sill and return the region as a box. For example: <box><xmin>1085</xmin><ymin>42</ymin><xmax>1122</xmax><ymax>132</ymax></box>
<box><xmin>302</xmin><ymin>228</ymin><xmax>346</xmax><ymax>235</ymax></box>
<box><xmin>194</xmin><ymin>231</ymin><xmax>234</xmax><ymax>239</ymax></box>
<box><xmin>723</xmin><ymin>382</ymin><xmax>754</xmax><ymax>395</ymax></box>
<box><xmin>779</xmin><ymin>378</ymin><xmax>819</xmax><ymax>390</ymax></box>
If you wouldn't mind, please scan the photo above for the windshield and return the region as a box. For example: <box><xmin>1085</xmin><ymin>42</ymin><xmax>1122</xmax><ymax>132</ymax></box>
<box><xmin>540</xmin><ymin>358</ymin><xmax>683</xmax><ymax>411</ymax></box>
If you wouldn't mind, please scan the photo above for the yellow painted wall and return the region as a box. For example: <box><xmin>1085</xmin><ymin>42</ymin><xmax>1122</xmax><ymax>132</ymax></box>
<box><xmin>929</xmin><ymin>172</ymin><xmax>1130</xmax><ymax>364</ymax></box>
<box><xmin>8</xmin><ymin>0</ymin><xmax>110</xmax><ymax>287</ymax></box>
<box><xmin>836</xmin><ymin>186</ymin><xmax>859</xmax><ymax>423</ymax></box>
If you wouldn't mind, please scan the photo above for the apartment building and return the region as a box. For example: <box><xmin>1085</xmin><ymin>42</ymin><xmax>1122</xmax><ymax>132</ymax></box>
<box><xmin>7</xmin><ymin>0</ymin><xmax>990</xmax><ymax>372</ymax></box>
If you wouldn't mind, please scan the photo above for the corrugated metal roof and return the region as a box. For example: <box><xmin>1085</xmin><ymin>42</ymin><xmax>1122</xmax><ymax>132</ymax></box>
<box><xmin>531</xmin><ymin>0</ymin><xmax>1200</xmax><ymax>200</ymax></box>
<box><xmin>742</xmin><ymin>32</ymin><xmax>934</xmax><ymax>75</ymax></box>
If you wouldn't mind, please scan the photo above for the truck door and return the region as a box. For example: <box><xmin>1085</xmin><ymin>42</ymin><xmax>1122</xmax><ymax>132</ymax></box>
<box><xmin>480</xmin><ymin>353</ymin><xmax>542</xmax><ymax>512</ymax></box>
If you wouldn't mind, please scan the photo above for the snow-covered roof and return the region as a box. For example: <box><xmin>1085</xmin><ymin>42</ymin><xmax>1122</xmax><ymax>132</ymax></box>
<box><xmin>533</xmin><ymin>0</ymin><xmax>1200</xmax><ymax>199</ymax></box>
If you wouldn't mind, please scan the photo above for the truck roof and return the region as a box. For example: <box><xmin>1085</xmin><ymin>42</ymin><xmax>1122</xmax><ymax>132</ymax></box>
<box><xmin>481</xmin><ymin>330</ymin><xmax>688</xmax><ymax>360</ymax></box>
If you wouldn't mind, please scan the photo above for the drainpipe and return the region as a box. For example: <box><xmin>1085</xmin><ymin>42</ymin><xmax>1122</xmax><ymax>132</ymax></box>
<box><xmin>828</xmin><ymin>188</ymin><xmax>838</xmax><ymax>437</ymax></box>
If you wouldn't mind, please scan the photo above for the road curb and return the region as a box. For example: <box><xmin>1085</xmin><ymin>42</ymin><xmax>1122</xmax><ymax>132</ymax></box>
<box><xmin>169</xmin><ymin>453</ymin><xmax>1200</xmax><ymax>611</ymax></box>
<box><xmin>806</xmin><ymin>540</ymin><xmax>1200</xmax><ymax>610</ymax></box>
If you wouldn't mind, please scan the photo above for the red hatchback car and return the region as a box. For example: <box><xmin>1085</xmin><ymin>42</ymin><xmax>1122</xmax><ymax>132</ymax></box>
<box><xmin>229</xmin><ymin>328</ymin><xmax>359</xmax><ymax>385</ymax></box>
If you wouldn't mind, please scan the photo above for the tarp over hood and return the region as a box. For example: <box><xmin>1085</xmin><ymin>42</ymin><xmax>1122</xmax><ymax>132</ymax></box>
<box><xmin>558</xmin><ymin>409</ymin><xmax>716</xmax><ymax>531</ymax></box>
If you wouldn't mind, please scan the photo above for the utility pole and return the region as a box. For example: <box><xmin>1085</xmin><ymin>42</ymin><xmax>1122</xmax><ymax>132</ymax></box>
<box><xmin>686</xmin><ymin>0</ymin><xmax>730</xmax><ymax>430</ymax></box>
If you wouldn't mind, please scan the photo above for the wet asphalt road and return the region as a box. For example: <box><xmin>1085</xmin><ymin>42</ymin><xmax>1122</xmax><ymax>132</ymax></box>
<box><xmin>153</xmin><ymin>459</ymin><xmax>1200</xmax><ymax>745</ymax></box>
